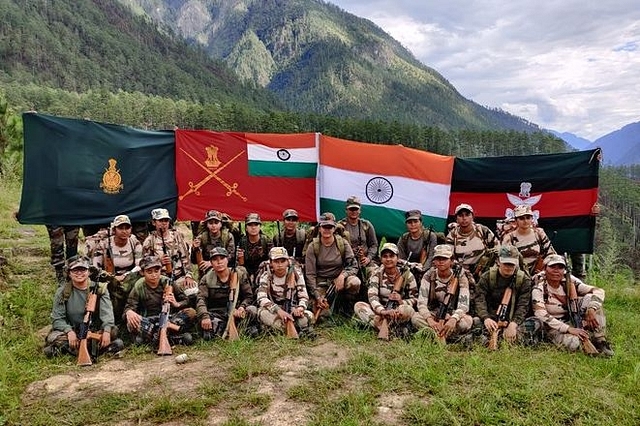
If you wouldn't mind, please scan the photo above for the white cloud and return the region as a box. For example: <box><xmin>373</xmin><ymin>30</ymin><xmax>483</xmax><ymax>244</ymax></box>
<box><xmin>327</xmin><ymin>0</ymin><xmax>640</xmax><ymax>140</ymax></box>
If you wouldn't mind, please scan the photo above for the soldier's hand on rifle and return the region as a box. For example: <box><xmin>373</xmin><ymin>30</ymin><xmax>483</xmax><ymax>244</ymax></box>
<box><xmin>233</xmin><ymin>306</ymin><xmax>247</xmax><ymax>319</ymax></box>
<box><xmin>201</xmin><ymin>318</ymin><xmax>213</xmax><ymax>330</ymax></box>
<box><xmin>67</xmin><ymin>330</ymin><xmax>79</xmax><ymax>349</ymax></box>
<box><xmin>192</xmin><ymin>238</ymin><xmax>201</xmax><ymax>249</ymax></box>
<box><xmin>160</xmin><ymin>254</ymin><xmax>171</xmax><ymax>268</ymax></box>
<box><xmin>292</xmin><ymin>306</ymin><xmax>304</xmax><ymax>317</ymax></box>
<box><xmin>317</xmin><ymin>297</ymin><xmax>329</xmax><ymax>310</ymax></box>
<box><xmin>427</xmin><ymin>316</ymin><xmax>442</xmax><ymax>332</ymax></box>
<box><xmin>484</xmin><ymin>318</ymin><xmax>498</xmax><ymax>333</ymax></box>
<box><xmin>277</xmin><ymin>309</ymin><xmax>294</xmax><ymax>323</ymax></box>
<box><xmin>568</xmin><ymin>326</ymin><xmax>590</xmax><ymax>341</ymax></box>
<box><xmin>381</xmin><ymin>309</ymin><xmax>397</xmax><ymax>320</ymax></box>
<box><xmin>583</xmin><ymin>307</ymin><xmax>600</xmax><ymax>330</ymax></box>
<box><xmin>163</xmin><ymin>291</ymin><xmax>178</xmax><ymax>307</ymax></box>
<box><xmin>504</xmin><ymin>321</ymin><xmax>518</xmax><ymax>343</ymax></box>
<box><xmin>198</xmin><ymin>259</ymin><xmax>209</xmax><ymax>271</ymax></box>
<box><xmin>441</xmin><ymin>317</ymin><xmax>458</xmax><ymax>337</ymax></box>
<box><xmin>100</xmin><ymin>330</ymin><xmax>111</xmax><ymax>349</ymax></box>
<box><xmin>388</xmin><ymin>290</ymin><xmax>402</xmax><ymax>303</ymax></box>
<box><xmin>184</xmin><ymin>276</ymin><xmax>197</xmax><ymax>289</ymax></box>
<box><xmin>334</xmin><ymin>273</ymin><xmax>346</xmax><ymax>291</ymax></box>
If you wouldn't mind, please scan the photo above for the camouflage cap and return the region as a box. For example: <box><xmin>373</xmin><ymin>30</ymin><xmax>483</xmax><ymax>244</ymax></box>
<box><xmin>245</xmin><ymin>212</ymin><xmax>261</xmax><ymax>225</ymax></box>
<box><xmin>209</xmin><ymin>247</ymin><xmax>229</xmax><ymax>258</ymax></box>
<box><xmin>283</xmin><ymin>209</ymin><xmax>299</xmax><ymax>219</ymax></box>
<box><xmin>380</xmin><ymin>242</ymin><xmax>398</xmax><ymax>255</ymax></box>
<box><xmin>204</xmin><ymin>209</ymin><xmax>222</xmax><ymax>222</ymax></box>
<box><xmin>112</xmin><ymin>214</ymin><xmax>131</xmax><ymax>228</ymax></box>
<box><xmin>544</xmin><ymin>254</ymin><xmax>566</xmax><ymax>267</ymax></box>
<box><xmin>454</xmin><ymin>203</ymin><xmax>474</xmax><ymax>215</ymax></box>
<box><xmin>67</xmin><ymin>255</ymin><xmax>90</xmax><ymax>270</ymax></box>
<box><xmin>140</xmin><ymin>255</ymin><xmax>162</xmax><ymax>270</ymax></box>
<box><xmin>433</xmin><ymin>244</ymin><xmax>454</xmax><ymax>259</ymax></box>
<box><xmin>346</xmin><ymin>196</ymin><xmax>361</xmax><ymax>209</ymax></box>
<box><xmin>498</xmin><ymin>245</ymin><xmax>520</xmax><ymax>265</ymax></box>
<box><xmin>404</xmin><ymin>209</ymin><xmax>422</xmax><ymax>222</ymax></box>
<box><xmin>269</xmin><ymin>246</ymin><xmax>289</xmax><ymax>260</ymax></box>
<box><xmin>151</xmin><ymin>208</ymin><xmax>171</xmax><ymax>220</ymax></box>
<box><xmin>318</xmin><ymin>212</ymin><xmax>336</xmax><ymax>227</ymax></box>
<box><xmin>514</xmin><ymin>204</ymin><xmax>533</xmax><ymax>218</ymax></box>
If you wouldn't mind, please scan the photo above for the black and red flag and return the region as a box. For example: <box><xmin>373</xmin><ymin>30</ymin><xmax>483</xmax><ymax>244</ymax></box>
<box><xmin>448</xmin><ymin>149</ymin><xmax>601</xmax><ymax>253</ymax></box>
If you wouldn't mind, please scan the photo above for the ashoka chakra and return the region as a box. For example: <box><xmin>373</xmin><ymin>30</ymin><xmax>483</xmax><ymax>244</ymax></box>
<box><xmin>366</xmin><ymin>177</ymin><xmax>393</xmax><ymax>204</ymax></box>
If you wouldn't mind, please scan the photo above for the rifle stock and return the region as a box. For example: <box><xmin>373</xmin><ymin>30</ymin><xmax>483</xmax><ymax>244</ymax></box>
<box><xmin>77</xmin><ymin>283</ymin><xmax>100</xmax><ymax>366</ymax></box>
<box><xmin>161</xmin><ymin>232</ymin><xmax>173</xmax><ymax>275</ymax></box>
<box><xmin>157</xmin><ymin>281</ymin><xmax>174</xmax><ymax>356</ymax></box>
<box><xmin>489</xmin><ymin>279</ymin><xmax>513</xmax><ymax>350</ymax></box>
<box><xmin>104</xmin><ymin>228</ymin><xmax>115</xmax><ymax>274</ymax></box>
<box><xmin>419</xmin><ymin>224</ymin><xmax>434</xmax><ymax>267</ymax></box>
<box><xmin>435</xmin><ymin>265</ymin><xmax>461</xmax><ymax>344</ymax></box>
<box><xmin>223</xmin><ymin>246</ymin><xmax>241</xmax><ymax>340</ymax></box>
<box><xmin>564</xmin><ymin>257</ymin><xmax>599</xmax><ymax>355</ymax></box>
<box><xmin>313</xmin><ymin>283</ymin><xmax>336</xmax><ymax>321</ymax></box>
<box><xmin>377</xmin><ymin>266</ymin><xmax>405</xmax><ymax>341</ymax></box>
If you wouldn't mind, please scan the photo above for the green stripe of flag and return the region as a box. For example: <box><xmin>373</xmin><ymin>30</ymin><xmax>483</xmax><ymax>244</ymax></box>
<box><xmin>248</xmin><ymin>160</ymin><xmax>317</xmax><ymax>178</ymax></box>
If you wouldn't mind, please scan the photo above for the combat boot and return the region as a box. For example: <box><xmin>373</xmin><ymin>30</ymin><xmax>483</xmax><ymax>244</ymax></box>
<box><xmin>594</xmin><ymin>339</ymin><xmax>614</xmax><ymax>357</ymax></box>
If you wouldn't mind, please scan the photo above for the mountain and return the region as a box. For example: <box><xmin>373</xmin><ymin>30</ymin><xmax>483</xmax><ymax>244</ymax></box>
<box><xmin>587</xmin><ymin>122</ymin><xmax>640</xmax><ymax>166</ymax></box>
<box><xmin>117</xmin><ymin>0</ymin><xmax>541</xmax><ymax>133</ymax></box>
<box><xmin>549</xmin><ymin>130</ymin><xmax>591</xmax><ymax>150</ymax></box>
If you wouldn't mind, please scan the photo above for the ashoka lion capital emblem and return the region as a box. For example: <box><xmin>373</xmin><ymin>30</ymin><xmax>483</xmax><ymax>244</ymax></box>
<box><xmin>100</xmin><ymin>158</ymin><xmax>124</xmax><ymax>194</ymax></box>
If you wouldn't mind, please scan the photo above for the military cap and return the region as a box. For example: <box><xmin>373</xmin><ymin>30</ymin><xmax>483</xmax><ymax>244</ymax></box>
<box><xmin>140</xmin><ymin>255</ymin><xmax>162</xmax><ymax>270</ymax></box>
<box><xmin>514</xmin><ymin>204</ymin><xmax>533</xmax><ymax>218</ymax></box>
<box><xmin>433</xmin><ymin>244</ymin><xmax>454</xmax><ymax>259</ymax></box>
<box><xmin>112</xmin><ymin>214</ymin><xmax>131</xmax><ymax>228</ymax></box>
<box><xmin>380</xmin><ymin>242</ymin><xmax>399</xmax><ymax>255</ymax></box>
<box><xmin>67</xmin><ymin>255</ymin><xmax>90</xmax><ymax>270</ymax></box>
<box><xmin>269</xmin><ymin>246</ymin><xmax>289</xmax><ymax>260</ymax></box>
<box><xmin>454</xmin><ymin>203</ymin><xmax>474</xmax><ymax>215</ymax></box>
<box><xmin>346</xmin><ymin>196</ymin><xmax>361</xmax><ymax>209</ymax></box>
<box><xmin>151</xmin><ymin>208</ymin><xmax>171</xmax><ymax>220</ymax></box>
<box><xmin>318</xmin><ymin>213</ymin><xmax>336</xmax><ymax>227</ymax></box>
<box><xmin>283</xmin><ymin>209</ymin><xmax>299</xmax><ymax>219</ymax></box>
<box><xmin>544</xmin><ymin>254</ymin><xmax>566</xmax><ymax>267</ymax></box>
<box><xmin>245</xmin><ymin>212</ymin><xmax>261</xmax><ymax>225</ymax></box>
<box><xmin>498</xmin><ymin>245</ymin><xmax>520</xmax><ymax>265</ymax></box>
<box><xmin>209</xmin><ymin>247</ymin><xmax>229</xmax><ymax>258</ymax></box>
<box><xmin>404</xmin><ymin>209</ymin><xmax>422</xmax><ymax>222</ymax></box>
<box><xmin>204</xmin><ymin>210</ymin><xmax>222</xmax><ymax>222</ymax></box>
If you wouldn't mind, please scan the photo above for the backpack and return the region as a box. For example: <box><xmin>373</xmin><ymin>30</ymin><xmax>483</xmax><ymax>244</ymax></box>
<box><xmin>312</xmin><ymin>235</ymin><xmax>346</xmax><ymax>259</ymax></box>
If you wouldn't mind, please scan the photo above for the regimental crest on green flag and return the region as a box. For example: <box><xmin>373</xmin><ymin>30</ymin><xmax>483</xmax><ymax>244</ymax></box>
<box><xmin>449</xmin><ymin>149</ymin><xmax>601</xmax><ymax>253</ymax></box>
<box><xmin>319</xmin><ymin>135</ymin><xmax>455</xmax><ymax>240</ymax></box>
<box><xmin>18</xmin><ymin>113</ymin><xmax>176</xmax><ymax>225</ymax></box>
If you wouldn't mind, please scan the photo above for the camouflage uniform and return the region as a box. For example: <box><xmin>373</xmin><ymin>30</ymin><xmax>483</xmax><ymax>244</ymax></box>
<box><xmin>446</xmin><ymin>221</ymin><xmax>499</xmax><ymax>280</ymax></box>
<box><xmin>46</xmin><ymin>225</ymin><xmax>80</xmax><ymax>282</ymax></box>
<box><xmin>123</xmin><ymin>274</ymin><xmax>196</xmax><ymax>345</ymax></box>
<box><xmin>412</xmin><ymin>265</ymin><xmax>474</xmax><ymax>338</ymax></box>
<box><xmin>195</xmin><ymin>264</ymin><xmax>255</xmax><ymax>339</ymax></box>
<box><xmin>255</xmin><ymin>254</ymin><xmax>313</xmax><ymax>334</ymax></box>
<box><xmin>354</xmin><ymin>262</ymin><xmax>417</xmax><ymax>329</ymax></box>
<box><xmin>532</xmin><ymin>268</ymin><xmax>609</xmax><ymax>353</ymax></box>
<box><xmin>238</xmin><ymin>213</ymin><xmax>272</xmax><ymax>285</ymax></box>
<box><xmin>273</xmin><ymin>209</ymin><xmax>307</xmax><ymax>266</ymax></box>
<box><xmin>397</xmin><ymin>210</ymin><xmax>438</xmax><ymax>276</ymax></box>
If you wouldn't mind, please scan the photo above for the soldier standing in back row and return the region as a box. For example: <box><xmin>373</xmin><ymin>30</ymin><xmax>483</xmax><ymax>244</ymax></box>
<box><xmin>397</xmin><ymin>209</ymin><xmax>438</xmax><ymax>282</ymax></box>
<box><xmin>273</xmin><ymin>208</ymin><xmax>307</xmax><ymax>266</ymax></box>
<box><xmin>191</xmin><ymin>210</ymin><xmax>236</xmax><ymax>278</ymax></box>
<box><xmin>46</xmin><ymin>225</ymin><xmax>80</xmax><ymax>284</ymax></box>
<box><xmin>338</xmin><ymin>196</ymin><xmax>379</xmax><ymax>279</ymax></box>
<box><xmin>237</xmin><ymin>213</ymin><xmax>272</xmax><ymax>286</ymax></box>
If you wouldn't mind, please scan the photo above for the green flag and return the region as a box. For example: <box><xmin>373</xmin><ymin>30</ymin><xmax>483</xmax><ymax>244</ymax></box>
<box><xmin>18</xmin><ymin>113</ymin><xmax>176</xmax><ymax>225</ymax></box>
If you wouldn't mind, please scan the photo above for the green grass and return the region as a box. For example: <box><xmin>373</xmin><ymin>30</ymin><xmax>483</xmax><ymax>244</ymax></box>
<box><xmin>1</xmin><ymin>176</ymin><xmax>640</xmax><ymax>425</ymax></box>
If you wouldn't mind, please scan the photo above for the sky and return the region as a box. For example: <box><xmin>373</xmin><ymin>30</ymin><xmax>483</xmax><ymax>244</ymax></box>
<box><xmin>327</xmin><ymin>0</ymin><xmax>640</xmax><ymax>141</ymax></box>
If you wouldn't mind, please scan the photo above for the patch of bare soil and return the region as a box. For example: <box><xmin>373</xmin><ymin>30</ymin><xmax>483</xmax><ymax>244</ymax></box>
<box><xmin>23</xmin><ymin>340</ymin><xmax>351</xmax><ymax>426</ymax></box>
<box><xmin>374</xmin><ymin>393</ymin><xmax>412</xmax><ymax>425</ymax></box>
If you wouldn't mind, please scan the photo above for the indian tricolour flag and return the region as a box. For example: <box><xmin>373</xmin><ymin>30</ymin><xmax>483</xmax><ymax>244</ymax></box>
<box><xmin>247</xmin><ymin>132</ymin><xmax>318</xmax><ymax>178</ymax></box>
<box><xmin>319</xmin><ymin>135</ymin><xmax>455</xmax><ymax>239</ymax></box>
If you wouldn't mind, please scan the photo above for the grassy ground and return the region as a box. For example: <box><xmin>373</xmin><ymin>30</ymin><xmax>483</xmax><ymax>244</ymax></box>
<box><xmin>1</xmin><ymin>177</ymin><xmax>639</xmax><ymax>425</ymax></box>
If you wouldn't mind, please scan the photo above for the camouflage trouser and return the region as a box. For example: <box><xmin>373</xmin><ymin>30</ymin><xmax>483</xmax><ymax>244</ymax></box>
<box><xmin>108</xmin><ymin>273</ymin><xmax>141</xmax><ymax>325</ymax></box>
<box><xmin>44</xmin><ymin>326</ymin><xmax>120</xmax><ymax>356</ymax></box>
<box><xmin>129</xmin><ymin>308</ymin><xmax>197</xmax><ymax>344</ymax></box>
<box><xmin>411</xmin><ymin>311</ymin><xmax>473</xmax><ymax>339</ymax></box>
<box><xmin>257</xmin><ymin>306</ymin><xmax>313</xmax><ymax>332</ymax></box>
<box><xmin>199</xmin><ymin>306</ymin><xmax>258</xmax><ymax>339</ymax></box>
<box><xmin>545</xmin><ymin>294</ymin><xmax>607</xmax><ymax>351</ymax></box>
<box><xmin>474</xmin><ymin>316</ymin><xmax>544</xmax><ymax>347</ymax></box>
<box><xmin>354</xmin><ymin>301</ymin><xmax>414</xmax><ymax>329</ymax></box>
<box><xmin>569</xmin><ymin>253</ymin><xmax>587</xmax><ymax>278</ymax></box>
<box><xmin>46</xmin><ymin>225</ymin><xmax>80</xmax><ymax>268</ymax></box>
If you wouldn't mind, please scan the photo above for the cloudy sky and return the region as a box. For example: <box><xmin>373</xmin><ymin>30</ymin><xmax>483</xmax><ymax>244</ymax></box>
<box><xmin>327</xmin><ymin>0</ymin><xmax>640</xmax><ymax>141</ymax></box>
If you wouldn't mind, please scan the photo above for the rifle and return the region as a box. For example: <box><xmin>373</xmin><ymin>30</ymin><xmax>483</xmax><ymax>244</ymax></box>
<box><xmin>161</xmin><ymin>231</ymin><xmax>173</xmax><ymax>275</ymax></box>
<box><xmin>419</xmin><ymin>224</ymin><xmax>434</xmax><ymax>267</ymax></box>
<box><xmin>434</xmin><ymin>265</ymin><xmax>462</xmax><ymax>344</ymax></box>
<box><xmin>378</xmin><ymin>267</ymin><xmax>406</xmax><ymax>341</ymax></box>
<box><xmin>223</xmin><ymin>245</ymin><xmax>241</xmax><ymax>340</ymax></box>
<box><xmin>313</xmin><ymin>282</ymin><xmax>336</xmax><ymax>321</ymax></box>
<box><xmin>157</xmin><ymin>275</ymin><xmax>180</xmax><ymax>356</ymax></box>
<box><xmin>564</xmin><ymin>254</ymin><xmax>599</xmax><ymax>355</ymax></box>
<box><xmin>103</xmin><ymin>227</ymin><xmax>115</xmax><ymax>274</ymax></box>
<box><xmin>356</xmin><ymin>220</ymin><xmax>368</xmax><ymax>281</ymax></box>
<box><xmin>276</xmin><ymin>220</ymin><xmax>282</xmax><ymax>246</ymax></box>
<box><xmin>237</xmin><ymin>223</ymin><xmax>245</xmax><ymax>266</ymax></box>
<box><xmin>489</xmin><ymin>273</ymin><xmax>515</xmax><ymax>350</ymax></box>
<box><xmin>77</xmin><ymin>282</ymin><xmax>103</xmax><ymax>366</ymax></box>
<box><xmin>283</xmin><ymin>249</ymin><xmax>299</xmax><ymax>339</ymax></box>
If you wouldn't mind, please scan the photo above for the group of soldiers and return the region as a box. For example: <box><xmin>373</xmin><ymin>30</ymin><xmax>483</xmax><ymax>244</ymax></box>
<box><xmin>43</xmin><ymin>196</ymin><xmax>614</xmax><ymax>362</ymax></box>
